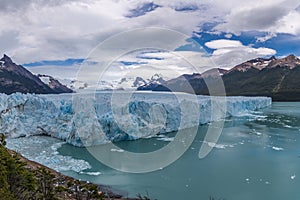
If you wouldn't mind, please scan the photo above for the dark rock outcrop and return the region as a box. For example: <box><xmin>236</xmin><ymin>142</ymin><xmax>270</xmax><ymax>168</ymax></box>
<box><xmin>0</xmin><ymin>54</ymin><xmax>73</xmax><ymax>94</ymax></box>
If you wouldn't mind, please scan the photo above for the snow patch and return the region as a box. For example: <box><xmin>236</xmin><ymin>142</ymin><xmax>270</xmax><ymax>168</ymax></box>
<box><xmin>40</xmin><ymin>76</ymin><xmax>51</xmax><ymax>85</ymax></box>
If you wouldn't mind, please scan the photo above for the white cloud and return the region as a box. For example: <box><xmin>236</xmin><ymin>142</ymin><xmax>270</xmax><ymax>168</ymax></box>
<box><xmin>275</xmin><ymin>10</ymin><xmax>300</xmax><ymax>35</ymax></box>
<box><xmin>0</xmin><ymin>0</ymin><xmax>299</xmax><ymax>80</ymax></box>
<box><xmin>26</xmin><ymin>65</ymin><xmax>80</xmax><ymax>80</ymax></box>
<box><xmin>26</xmin><ymin>38</ymin><xmax>277</xmax><ymax>84</ymax></box>
<box><xmin>0</xmin><ymin>0</ymin><xmax>214</xmax><ymax>64</ymax></box>
<box><xmin>72</xmin><ymin>48</ymin><xmax>215</xmax><ymax>84</ymax></box>
<box><xmin>256</xmin><ymin>32</ymin><xmax>277</xmax><ymax>43</ymax></box>
<box><xmin>212</xmin><ymin>0</ymin><xmax>300</xmax><ymax>36</ymax></box>
<box><xmin>254</xmin><ymin>47</ymin><xmax>277</xmax><ymax>55</ymax></box>
<box><xmin>86</xmin><ymin>50</ymin><xmax>210</xmax><ymax>82</ymax></box>
<box><xmin>204</xmin><ymin>39</ymin><xmax>276</xmax><ymax>68</ymax></box>
<box><xmin>205</xmin><ymin>39</ymin><xmax>243</xmax><ymax>49</ymax></box>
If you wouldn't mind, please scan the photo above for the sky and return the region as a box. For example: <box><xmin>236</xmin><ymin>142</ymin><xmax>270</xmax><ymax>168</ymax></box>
<box><xmin>0</xmin><ymin>0</ymin><xmax>300</xmax><ymax>82</ymax></box>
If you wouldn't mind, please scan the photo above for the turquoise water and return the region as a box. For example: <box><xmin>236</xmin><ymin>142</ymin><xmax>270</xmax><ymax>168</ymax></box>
<box><xmin>6</xmin><ymin>102</ymin><xmax>300</xmax><ymax>199</ymax></box>
<box><xmin>56</xmin><ymin>102</ymin><xmax>300</xmax><ymax>200</ymax></box>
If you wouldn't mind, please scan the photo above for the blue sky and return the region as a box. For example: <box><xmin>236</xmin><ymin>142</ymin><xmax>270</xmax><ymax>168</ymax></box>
<box><xmin>0</xmin><ymin>0</ymin><xmax>299</xmax><ymax>81</ymax></box>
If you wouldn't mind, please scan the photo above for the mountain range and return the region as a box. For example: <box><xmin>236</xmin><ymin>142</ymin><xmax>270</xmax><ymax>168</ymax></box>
<box><xmin>0</xmin><ymin>55</ymin><xmax>73</xmax><ymax>94</ymax></box>
<box><xmin>0</xmin><ymin>53</ymin><xmax>167</xmax><ymax>94</ymax></box>
<box><xmin>138</xmin><ymin>54</ymin><xmax>300</xmax><ymax>101</ymax></box>
<box><xmin>2</xmin><ymin>53</ymin><xmax>300</xmax><ymax>101</ymax></box>
<box><xmin>116</xmin><ymin>73</ymin><xmax>166</xmax><ymax>90</ymax></box>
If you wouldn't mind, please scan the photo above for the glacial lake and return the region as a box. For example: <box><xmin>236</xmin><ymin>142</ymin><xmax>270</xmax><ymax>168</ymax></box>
<box><xmin>7</xmin><ymin>102</ymin><xmax>300</xmax><ymax>200</ymax></box>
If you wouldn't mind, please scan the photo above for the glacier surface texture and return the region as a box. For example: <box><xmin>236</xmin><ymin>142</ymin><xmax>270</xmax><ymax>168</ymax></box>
<box><xmin>0</xmin><ymin>92</ymin><xmax>272</xmax><ymax>147</ymax></box>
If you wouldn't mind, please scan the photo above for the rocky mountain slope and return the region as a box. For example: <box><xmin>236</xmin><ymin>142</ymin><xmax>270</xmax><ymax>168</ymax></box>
<box><xmin>37</xmin><ymin>74</ymin><xmax>73</xmax><ymax>93</ymax></box>
<box><xmin>138</xmin><ymin>55</ymin><xmax>300</xmax><ymax>101</ymax></box>
<box><xmin>0</xmin><ymin>55</ymin><xmax>72</xmax><ymax>94</ymax></box>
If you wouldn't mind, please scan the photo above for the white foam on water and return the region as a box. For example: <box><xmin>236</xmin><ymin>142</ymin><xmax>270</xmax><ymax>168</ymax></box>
<box><xmin>79</xmin><ymin>171</ymin><xmax>102</xmax><ymax>176</ymax></box>
<box><xmin>235</xmin><ymin>112</ymin><xmax>268</xmax><ymax>119</ymax></box>
<box><xmin>110</xmin><ymin>148</ymin><xmax>125</xmax><ymax>153</ymax></box>
<box><xmin>156</xmin><ymin>137</ymin><xmax>174</xmax><ymax>142</ymax></box>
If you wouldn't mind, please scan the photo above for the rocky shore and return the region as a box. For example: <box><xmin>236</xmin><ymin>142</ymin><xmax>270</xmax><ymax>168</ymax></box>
<box><xmin>0</xmin><ymin>136</ymin><xmax>137</xmax><ymax>200</ymax></box>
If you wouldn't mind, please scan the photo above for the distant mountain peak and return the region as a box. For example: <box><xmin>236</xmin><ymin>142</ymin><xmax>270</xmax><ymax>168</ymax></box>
<box><xmin>0</xmin><ymin>54</ymin><xmax>73</xmax><ymax>94</ymax></box>
<box><xmin>37</xmin><ymin>74</ymin><xmax>73</xmax><ymax>93</ymax></box>
<box><xmin>282</xmin><ymin>54</ymin><xmax>300</xmax><ymax>62</ymax></box>
<box><xmin>132</xmin><ymin>77</ymin><xmax>147</xmax><ymax>87</ymax></box>
<box><xmin>267</xmin><ymin>54</ymin><xmax>300</xmax><ymax>69</ymax></box>
<box><xmin>0</xmin><ymin>54</ymin><xmax>13</xmax><ymax>64</ymax></box>
<box><xmin>286</xmin><ymin>54</ymin><xmax>297</xmax><ymax>59</ymax></box>
<box><xmin>201</xmin><ymin>68</ymin><xmax>229</xmax><ymax>78</ymax></box>
<box><xmin>230</xmin><ymin>55</ymin><xmax>279</xmax><ymax>72</ymax></box>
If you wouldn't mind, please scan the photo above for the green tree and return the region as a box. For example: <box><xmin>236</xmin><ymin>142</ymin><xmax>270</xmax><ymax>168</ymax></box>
<box><xmin>0</xmin><ymin>144</ymin><xmax>37</xmax><ymax>199</ymax></box>
<box><xmin>0</xmin><ymin>133</ymin><xmax>6</xmax><ymax>146</ymax></box>
<box><xmin>0</xmin><ymin>151</ymin><xmax>15</xmax><ymax>200</ymax></box>
<box><xmin>35</xmin><ymin>167</ymin><xmax>57</xmax><ymax>200</ymax></box>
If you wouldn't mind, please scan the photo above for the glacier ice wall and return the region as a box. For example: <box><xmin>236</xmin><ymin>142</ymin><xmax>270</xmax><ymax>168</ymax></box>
<box><xmin>0</xmin><ymin>92</ymin><xmax>272</xmax><ymax>147</ymax></box>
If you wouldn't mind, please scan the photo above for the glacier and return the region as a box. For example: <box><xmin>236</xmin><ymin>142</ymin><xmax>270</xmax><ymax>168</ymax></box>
<box><xmin>0</xmin><ymin>92</ymin><xmax>272</xmax><ymax>147</ymax></box>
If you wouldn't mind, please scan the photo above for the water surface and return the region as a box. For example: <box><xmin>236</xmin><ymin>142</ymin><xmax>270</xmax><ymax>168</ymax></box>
<box><xmin>7</xmin><ymin>102</ymin><xmax>300</xmax><ymax>200</ymax></box>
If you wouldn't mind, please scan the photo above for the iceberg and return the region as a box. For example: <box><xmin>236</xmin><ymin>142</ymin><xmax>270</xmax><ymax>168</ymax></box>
<box><xmin>0</xmin><ymin>92</ymin><xmax>272</xmax><ymax>147</ymax></box>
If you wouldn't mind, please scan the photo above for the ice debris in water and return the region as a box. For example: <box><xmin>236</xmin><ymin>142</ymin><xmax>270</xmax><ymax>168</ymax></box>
<box><xmin>272</xmin><ymin>146</ymin><xmax>284</xmax><ymax>151</ymax></box>
<box><xmin>6</xmin><ymin>136</ymin><xmax>91</xmax><ymax>172</ymax></box>
<box><xmin>291</xmin><ymin>175</ymin><xmax>296</xmax><ymax>180</ymax></box>
<box><xmin>110</xmin><ymin>148</ymin><xmax>125</xmax><ymax>153</ymax></box>
<box><xmin>79</xmin><ymin>171</ymin><xmax>102</xmax><ymax>176</ymax></box>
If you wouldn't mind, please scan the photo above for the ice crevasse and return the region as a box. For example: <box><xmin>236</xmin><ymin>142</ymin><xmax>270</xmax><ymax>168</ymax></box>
<box><xmin>0</xmin><ymin>92</ymin><xmax>272</xmax><ymax>147</ymax></box>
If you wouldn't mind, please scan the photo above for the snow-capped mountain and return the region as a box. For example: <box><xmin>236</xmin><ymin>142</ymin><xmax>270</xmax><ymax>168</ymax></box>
<box><xmin>229</xmin><ymin>54</ymin><xmax>300</xmax><ymax>73</ymax></box>
<box><xmin>57</xmin><ymin>74</ymin><xmax>166</xmax><ymax>91</ymax></box>
<box><xmin>58</xmin><ymin>79</ymin><xmax>119</xmax><ymax>91</ymax></box>
<box><xmin>138</xmin><ymin>55</ymin><xmax>300</xmax><ymax>101</ymax></box>
<box><xmin>37</xmin><ymin>74</ymin><xmax>73</xmax><ymax>93</ymax></box>
<box><xmin>118</xmin><ymin>73</ymin><xmax>166</xmax><ymax>90</ymax></box>
<box><xmin>116</xmin><ymin>74</ymin><xmax>166</xmax><ymax>90</ymax></box>
<box><xmin>58</xmin><ymin>79</ymin><xmax>89</xmax><ymax>90</ymax></box>
<box><xmin>0</xmin><ymin>54</ymin><xmax>73</xmax><ymax>94</ymax></box>
<box><xmin>229</xmin><ymin>56</ymin><xmax>277</xmax><ymax>72</ymax></box>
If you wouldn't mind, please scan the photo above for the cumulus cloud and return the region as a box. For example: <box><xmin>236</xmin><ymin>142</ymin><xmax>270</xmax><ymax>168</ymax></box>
<box><xmin>275</xmin><ymin>10</ymin><xmax>300</xmax><ymax>35</ymax></box>
<box><xmin>205</xmin><ymin>39</ymin><xmax>276</xmax><ymax>68</ymax></box>
<box><xmin>26</xmin><ymin>65</ymin><xmax>80</xmax><ymax>80</ymax></box>
<box><xmin>99</xmin><ymin>49</ymin><xmax>213</xmax><ymax>81</ymax></box>
<box><xmin>213</xmin><ymin>0</ymin><xmax>300</xmax><ymax>35</ymax></box>
<box><xmin>1</xmin><ymin>0</ymin><xmax>299</xmax><ymax>81</ymax></box>
<box><xmin>256</xmin><ymin>32</ymin><xmax>278</xmax><ymax>43</ymax></box>
<box><xmin>0</xmin><ymin>0</ymin><xmax>213</xmax><ymax>63</ymax></box>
